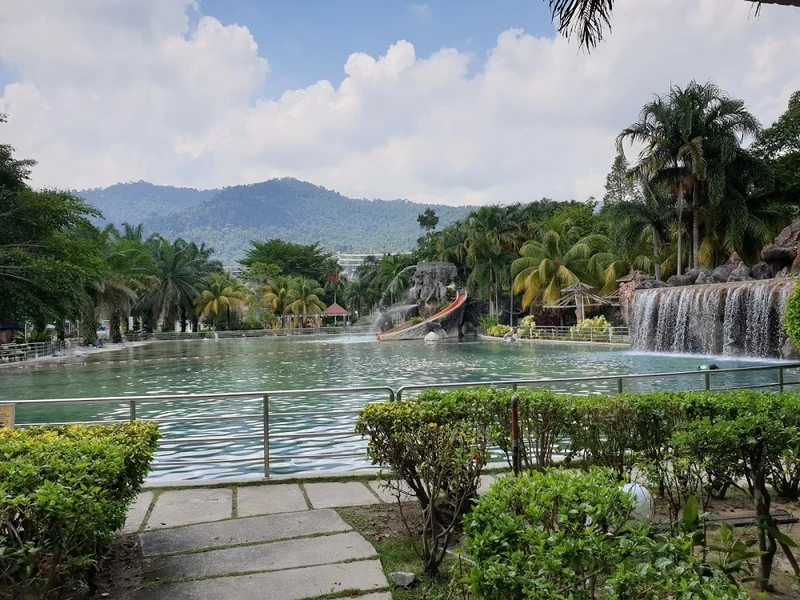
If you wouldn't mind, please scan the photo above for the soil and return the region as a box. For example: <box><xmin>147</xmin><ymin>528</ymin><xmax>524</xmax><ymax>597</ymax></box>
<box><xmin>84</xmin><ymin>534</ymin><xmax>144</xmax><ymax>600</ymax></box>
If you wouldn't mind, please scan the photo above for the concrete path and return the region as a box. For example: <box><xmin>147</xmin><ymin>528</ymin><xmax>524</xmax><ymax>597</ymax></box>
<box><xmin>126</xmin><ymin>476</ymin><xmax>500</xmax><ymax>599</ymax></box>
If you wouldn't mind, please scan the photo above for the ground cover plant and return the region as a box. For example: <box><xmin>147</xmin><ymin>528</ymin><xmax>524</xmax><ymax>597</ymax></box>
<box><xmin>0</xmin><ymin>422</ymin><xmax>160</xmax><ymax>599</ymax></box>
<box><xmin>357</xmin><ymin>387</ymin><xmax>800</xmax><ymax>596</ymax></box>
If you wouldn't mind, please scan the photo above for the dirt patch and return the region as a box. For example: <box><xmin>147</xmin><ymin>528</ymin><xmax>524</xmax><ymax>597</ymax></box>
<box><xmin>85</xmin><ymin>533</ymin><xmax>144</xmax><ymax>600</ymax></box>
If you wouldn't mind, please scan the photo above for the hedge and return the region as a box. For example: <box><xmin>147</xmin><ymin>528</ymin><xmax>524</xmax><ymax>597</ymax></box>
<box><xmin>360</xmin><ymin>387</ymin><xmax>800</xmax><ymax>591</ymax></box>
<box><xmin>0</xmin><ymin>422</ymin><xmax>160</xmax><ymax>597</ymax></box>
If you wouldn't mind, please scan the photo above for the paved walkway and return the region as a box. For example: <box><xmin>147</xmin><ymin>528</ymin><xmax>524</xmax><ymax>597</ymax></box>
<box><xmin>125</xmin><ymin>477</ymin><xmax>498</xmax><ymax>600</ymax></box>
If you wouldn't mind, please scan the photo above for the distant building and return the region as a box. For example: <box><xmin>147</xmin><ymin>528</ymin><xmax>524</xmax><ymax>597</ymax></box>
<box><xmin>336</xmin><ymin>252</ymin><xmax>410</xmax><ymax>279</ymax></box>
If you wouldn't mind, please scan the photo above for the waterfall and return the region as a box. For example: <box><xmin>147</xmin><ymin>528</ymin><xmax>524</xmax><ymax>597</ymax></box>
<box><xmin>630</xmin><ymin>280</ymin><xmax>795</xmax><ymax>358</ymax></box>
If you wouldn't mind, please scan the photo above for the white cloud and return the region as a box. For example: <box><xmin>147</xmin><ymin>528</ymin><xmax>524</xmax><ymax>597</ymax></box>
<box><xmin>1</xmin><ymin>0</ymin><xmax>799</xmax><ymax>205</ymax></box>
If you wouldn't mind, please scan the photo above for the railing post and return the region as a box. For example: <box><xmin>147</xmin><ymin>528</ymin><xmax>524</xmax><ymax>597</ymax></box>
<box><xmin>129</xmin><ymin>400</ymin><xmax>136</xmax><ymax>421</ymax></box>
<box><xmin>389</xmin><ymin>389</ymin><xmax>395</xmax><ymax>402</ymax></box>
<box><xmin>512</xmin><ymin>382</ymin><xmax>518</xmax><ymax>391</ymax></box>
<box><xmin>617</xmin><ymin>378</ymin><xmax>623</xmax><ymax>394</ymax></box>
<box><xmin>511</xmin><ymin>394</ymin><xmax>521</xmax><ymax>476</ymax></box>
<box><xmin>779</xmin><ymin>367</ymin><xmax>785</xmax><ymax>393</ymax></box>
<box><xmin>263</xmin><ymin>394</ymin><xmax>270</xmax><ymax>478</ymax></box>
<box><xmin>704</xmin><ymin>371</ymin><xmax>711</xmax><ymax>391</ymax></box>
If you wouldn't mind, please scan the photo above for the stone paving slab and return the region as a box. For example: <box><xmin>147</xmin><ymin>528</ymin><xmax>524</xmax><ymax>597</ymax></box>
<box><xmin>237</xmin><ymin>483</ymin><xmax>308</xmax><ymax>517</ymax></box>
<box><xmin>368</xmin><ymin>480</ymin><xmax>415</xmax><ymax>503</ymax></box>
<box><xmin>143</xmin><ymin>531</ymin><xmax>376</xmax><ymax>580</ymax></box>
<box><xmin>304</xmin><ymin>481</ymin><xmax>379</xmax><ymax>508</ymax></box>
<box><xmin>122</xmin><ymin>491</ymin><xmax>153</xmax><ymax>533</ymax></box>
<box><xmin>477</xmin><ymin>474</ymin><xmax>495</xmax><ymax>496</ymax></box>
<box><xmin>147</xmin><ymin>488</ymin><xmax>232</xmax><ymax>529</ymax></box>
<box><xmin>139</xmin><ymin>509</ymin><xmax>350</xmax><ymax>557</ymax></box>
<box><xmin>139</xmin><ymin>559</ymin><xmax>388</xmax><ymax>600</ymax></box>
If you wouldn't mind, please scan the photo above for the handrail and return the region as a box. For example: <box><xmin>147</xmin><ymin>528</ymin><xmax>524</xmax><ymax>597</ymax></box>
<box><xmin>6</xmin><ymin>363</ymin><xmax>798</xmax><ymax>480</ymax></box>
<box><xmin>395</xmin><ymin>362</ymin><xmax>800</xmax><ymax>401</ymax></box>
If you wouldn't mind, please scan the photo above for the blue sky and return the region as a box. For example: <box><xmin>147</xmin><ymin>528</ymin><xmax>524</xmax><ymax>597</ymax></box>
<box><xmin>198</xmin><ymin>0</ymin><xmax>556</xmax><ymax>97</ymax></box>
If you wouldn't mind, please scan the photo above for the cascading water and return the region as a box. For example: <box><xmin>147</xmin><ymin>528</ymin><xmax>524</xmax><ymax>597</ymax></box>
<box><xmin>630</xmin><ymin>279</ymin><xmax>795</xmax><ymax>358</ymax></box>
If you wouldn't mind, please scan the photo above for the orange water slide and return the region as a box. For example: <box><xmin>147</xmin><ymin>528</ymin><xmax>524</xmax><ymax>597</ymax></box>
<box><xmin>376</xmin><ymin>290</ymin><xmax>467</xmax><ymax>341</ymax></box>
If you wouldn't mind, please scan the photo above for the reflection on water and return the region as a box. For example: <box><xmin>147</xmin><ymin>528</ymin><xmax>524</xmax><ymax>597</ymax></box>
<box><xmin>1</xmin><ymin>336</ymin><xmax>794</xmax><ymax>480</ymax></box>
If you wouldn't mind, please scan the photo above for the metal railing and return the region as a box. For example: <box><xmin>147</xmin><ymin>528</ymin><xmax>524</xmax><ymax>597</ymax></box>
<box><xmin>7</xmin><ymin>362</ymin><xmax>800</xmax><ymax>479</ymax></box>
<box><xmin>123</xmin><ymin>326</ymin><xmax>374</xmax><ymax>342</ymax></box>
<box><xmin>0</xmin><ymin>341</ymin><xmax>57</xmax><ymax>363</ymax></box>
<box><xmin>482</xmin><ymin>325</ymin><xmax>629</xmax><ymax>343</ymax></box>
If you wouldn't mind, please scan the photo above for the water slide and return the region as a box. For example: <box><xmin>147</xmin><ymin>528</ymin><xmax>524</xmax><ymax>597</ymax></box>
<box><xmin>377</xmin><ymin>290</ymin><xmax>467</xmax><ymax>341</ymax></box>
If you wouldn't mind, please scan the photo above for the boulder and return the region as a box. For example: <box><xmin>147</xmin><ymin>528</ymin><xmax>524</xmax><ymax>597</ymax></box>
<box><xmin>793</xmin><ymin>252</ymin><xmax>800</xmax><ymax>275</ymax></box>
<box><xmin>711</xmin><ymin>261</ymin><xmax>741</xmax><ymax>283</ymax></box>
<box><xmin>424</xmin><ymin>331</ymin><xmax>441</xmax><ymax>343</ymax></box>
<box><xmin>684</xmin><ymin>268</ymin><xmax>704</xmax><ymax>284</ymax></box>
<box><xmin>727</xmin><ymin>263</ymin><xmax>752</xmax><ymax>282</ymax></box>
<box><xmin>635</xmin><ymin>279</ymin><xmax>669</xmax><ymax>290</ymax></box>
<box><xmin>694</xmin><ymin>270</ymin><xmax>715</xmax><ymax>285</ymax></box>
<box><xmin>460</xmin><ymin>322</ymin><xmax>477</xmax><ymax>337</ymax></box>
<box><xmin>666</xmin><ymin>274</ymin><xmax>694</xmax><ymax>287</ymax></box>
<box><xmin>761</xmin><ymin>219</ymin><xmax>800</xmax><ymax>274</ymax></box>
<box><xmin>750</xmin><ymin>262</ymin><xmax>772</xmax><ymax>280</ymax></box>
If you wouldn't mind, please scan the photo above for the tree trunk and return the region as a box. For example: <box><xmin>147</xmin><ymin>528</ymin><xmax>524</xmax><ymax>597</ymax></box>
<box><xmin>110</xmin><ymin>309</ymin><xmax>123</xmax><ymax>343</ymax></box>
<box><xmin>676</xmin><ymin>182</ymin><xmax>685</xmax><ymax>276</ymax></box>
<box><xmin>692</xmin><ymin>183</ymin><xmax>700</xmax><ymax>269</ymax></box>
<box><xmin>756</xmin><ymin>476</ymin><xmax>776</xmax><ymax>591</ymax></box>
<box><xmin>180</xmin><ymin>306</ymin><xmax>187</xmax><ymax>333</ymax></box>
<box><xmin>83</xmin><ymin>306</ymin><xmax>98</xmax><ymax>346</ymax></box>
<box><xmin>652</xmin><ymin>236</ymin><xmax>662</xmax><ymax>281</ymax></box>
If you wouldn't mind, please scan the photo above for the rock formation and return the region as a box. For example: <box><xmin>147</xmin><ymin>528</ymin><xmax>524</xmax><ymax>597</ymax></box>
<box><xmin>761</xmin><ymin>219</ymin><xmax>800</xmax><ymax>276</ymax></box>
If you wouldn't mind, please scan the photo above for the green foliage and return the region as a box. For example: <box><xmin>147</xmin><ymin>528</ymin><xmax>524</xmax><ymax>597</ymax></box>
<box><xmin>464</xmin><ymin>469</ymin><xmax>746</xmax><ymax>599</ymax></box>
<box><xmin>784</xmin><ymin>281</ymin><xmax>800</xmax><ymax>349</ymax></box>
<box><xmin>486</xmin><ymin>324</ymin><xmax>511</xmax><ymax>337</ymax></box>
<box><xmin>417</xmin><ymin>208</ymin><xmax>439</xmax><ymax>231</ymax></box>
<box><xmin>570</xmin><ymin>315</ymin><xmax>611</xmax><ymax>339</ymax></box>
<box><xmin>356</xmin><ymin>395</ymin><xmax>488</xmax><ymax>575</ymax></box>
<box><xmin>517</xmin><ymin>315</ymin><xmax>536</xmax><ymax>338</ymax></box>
<box><xmin>0</xmin><ymin>422</ymin><xmax>160</xmax><ymax>597</ymax></box>
<box><xmin>240</xmin><ymin>238</ymin><xmax>332</xmax><ymax>281</ymax></box>
<box><xmin>477</xmin><ymin>315</ymin><xmax>498</xmax><ymax>330</ymax></box>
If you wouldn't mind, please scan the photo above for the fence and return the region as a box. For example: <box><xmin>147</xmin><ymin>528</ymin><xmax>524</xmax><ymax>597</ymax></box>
<box><xmin>0</xmin><ymin>341</ymin><xmax>58</xmax><ymax>363</ymax></box>
<box><xmin>525</xmin><ymin>326</ymin><xmax>629</xmax><ymax>343</ymax></box>
<box><xmin>123</xmin><ymin>325</ymin><xmax>375</xmax><ymax>342</ymax></box>
<box><xmin>7</xmin><ymin>362</ymin><xmax>800</xmax><ymax>480</ymax></box>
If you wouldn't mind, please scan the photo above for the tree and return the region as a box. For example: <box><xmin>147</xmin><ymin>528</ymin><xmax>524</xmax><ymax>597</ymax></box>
<box><xmin>283</xmin><ymin>278</ymin><xmax>327</xmax><ymax>326</ymax></box>
<box><xmin>417</xmin><ymin>208</ymin><xmax>439</xmax><ymax>231</ymax></box>
<box><xmin>195</xmin><ymin>272</ymin><xmax>248</xmax><ymax>329</ymax></box>
<box><xmin>240</xmin><ymin>239</ymin><xmax>331</xmax><ymax>281</ymax></box>
<box><xmin>511</xmin><ymin>224</ymin><xmax>613</xmax><ymax>311</ymax></box>
<box><xmin>263</xmin><ymin>276</ymin><xmax>299</xmax><ymax>323</ymax></box>
<box><xmin>603</xmin><ymin>154</ymin><xmax>639</xmax><ymax>205</ymax></box>
<box><xmin>0</xmin><ymin>122</ymin><xmax>104</xmax><ymax>328</ymax></box>
<box><xmin>753</xmin><ymin>90</ymin><xmax>800</xmax><ymax>208</ymax></box>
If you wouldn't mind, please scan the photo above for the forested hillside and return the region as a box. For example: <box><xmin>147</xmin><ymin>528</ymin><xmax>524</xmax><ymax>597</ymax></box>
<box><xmin>77</xmin><ymin>178</ymin><xmax>474</xmax><ymax>263</ymax></box>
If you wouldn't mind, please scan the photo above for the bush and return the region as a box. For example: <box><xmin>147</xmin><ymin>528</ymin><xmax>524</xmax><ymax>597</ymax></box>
<box><xmin>784</xmin><ymin>281</ymin><xmax>800</xmax><ymax>348</ymax></box>
<box><xmin>356</xmin><ymin>395</ymin><xmax>488</xmax><ymax>574</ymax></box>
<box><xmin>570</xmin><ymin>315</ymin><xmax>611</xmax><ymax>340</ymax></box>
<box><xmin>464</xmin><ymin>469</ymin><xmax>746</xmax><ymax>599</ymax></box>
<box><xmin>478</xmin><ymin>315</ymin><xmax>498</xmax><ymax>330</ymax></box>
<box><xmin>517</xmin><ymin>315</ymin><xmax>536</xmax><ymax>339</ymax></box>
<box><xmin>486</xmin><ymin>324</ymin><xmax>511</xmax><ymax>337</ymax></box>
<box><xmin>0</xmin><ymin>422</ymin><xmax>160</xmax><ymax>597</ymax></box>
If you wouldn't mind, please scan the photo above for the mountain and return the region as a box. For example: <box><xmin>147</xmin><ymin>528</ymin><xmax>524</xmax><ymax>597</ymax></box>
<box><xmin>76</xmin><ymin>178</ymin><xmax>475</xmax><ymax>264</ymax></box>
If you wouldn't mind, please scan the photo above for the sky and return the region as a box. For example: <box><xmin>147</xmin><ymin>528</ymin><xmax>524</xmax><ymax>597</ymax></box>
<box><xmin>1</xmin><ymin>0</ymin><xmax>799</xmax><ymax>206</ymax></box>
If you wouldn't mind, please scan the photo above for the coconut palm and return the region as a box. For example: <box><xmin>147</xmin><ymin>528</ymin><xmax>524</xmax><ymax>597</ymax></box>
<box><xmin>511</xmin><ymin>225</ymin><xmax>612</xmax><ymax>310</ymax></box>
<box><xmin>283</xmin><ymin>278</ymin><xmax>327</xmax><ymax>326</ymax></box>
<box><xmin>195</xmin><ymin>272</ymin><xmax>248</xmax><ymax>329</ymax></box>
<box><xmin>263</xmin><ymin>276</ymin><xmax>299</xmax><ymax>315</ymax></box>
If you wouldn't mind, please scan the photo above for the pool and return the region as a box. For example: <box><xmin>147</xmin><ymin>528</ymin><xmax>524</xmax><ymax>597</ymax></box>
<box><xmin>1</xmin><ymin>336</ymin><xmax>794</xmax><ymax>480</ymax></box>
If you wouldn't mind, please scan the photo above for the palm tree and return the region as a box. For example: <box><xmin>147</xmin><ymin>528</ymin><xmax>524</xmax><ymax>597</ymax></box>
<box><xmin>322</xmin><ymin>257</ymin><xmax>346</xmax><ymax>303</ymax></box>
<box><xmin>608</xmin><ymin>182</ymin><xmax>671</xmax><ymax>281</ymax></box>
<box><xmin>283</xmin><ymin>278</ymin><xmax>326</xmax><ymax>327</ymax></box>
<box><xmin>263</xmin><ymin>276</ymin><xmax>299</xmax><ymax>313</ymax></box>
<box><xmin>378</xmin><ymin>254</ymin><xmax>415</xmax><ymax>306</ymax></box>
<box><xmin>195</xmin><ymin>272</ymin><xmax>248</xmax><ymax>329</ymax></box>
<box><xmin>511</xmin><ymin>225</ymin><xmax>612</xmax><ymax>311</ymax></box>
<box><xmin>463</xmin><ymin>206</ymin><xmax>518</xmax><ymax>315</ymax></box>
<box><xmin>137</xmin><ymin>237</ymin><xmax>220</xmax><ymax>332</ymax></box>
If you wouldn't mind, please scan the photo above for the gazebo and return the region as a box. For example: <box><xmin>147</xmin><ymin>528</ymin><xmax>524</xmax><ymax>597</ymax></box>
<box><xmin>321</xmin><ymin>302</ymin><xmax>351</xmax><ymax>326</ymax></box>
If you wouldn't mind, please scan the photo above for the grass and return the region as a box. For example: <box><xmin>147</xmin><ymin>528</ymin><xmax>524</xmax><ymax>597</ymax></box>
<box><xmin>337</xmin><ymin>504</ymin><xmax>468</xmax><ymax>600</ymax></box>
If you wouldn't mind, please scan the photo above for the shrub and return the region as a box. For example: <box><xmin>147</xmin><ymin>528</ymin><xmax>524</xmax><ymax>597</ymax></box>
<box><xmin>478</xmin><ymin>315</ymin><xmax>498</xmax><ymax>330</ymax></box>
<box><xmin>464</xmin><ymin>469</ymin><xmax>746</xmax><ymax>599</ymax></box>
<box><xmin>486</xmin><ymin>324</ymin><xmax>511</xmax><ymax>337</ymax></box>
<box><xmin>569</xmin><ymin>315</ymin><xmax>611</xmax><ymax>340</ymax></box>
<box><xmin>784</xmin><ymin>281</ymin><xmax>800</xmax><ymax>348</ymax></box>
<box><xmin>0</xmin><ymin>422</ymin><xmax>160</xmax><ymax>597</ymax></box>
<box><xmin>356</xmin><ymin>395</ymin><xmax>488</xmax><ymax>574</ymax></box>
<box><xmin>517</xmin><ymin>315</ymin><xmax>536</xmax><ymax>339</ymax></box>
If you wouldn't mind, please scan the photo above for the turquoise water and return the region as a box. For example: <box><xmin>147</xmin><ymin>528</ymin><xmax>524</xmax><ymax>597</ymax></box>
<box><xmin>1</xmin><ymin>336</ymin><xmax>794</xmax><ymax>480</ymax></box>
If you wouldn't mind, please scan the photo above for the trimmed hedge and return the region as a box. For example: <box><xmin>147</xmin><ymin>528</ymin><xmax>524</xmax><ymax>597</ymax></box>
<box><xmin>0</xmin><ymin>422</ymin><xmax>160</xmax><ymax>597</ymax></box>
